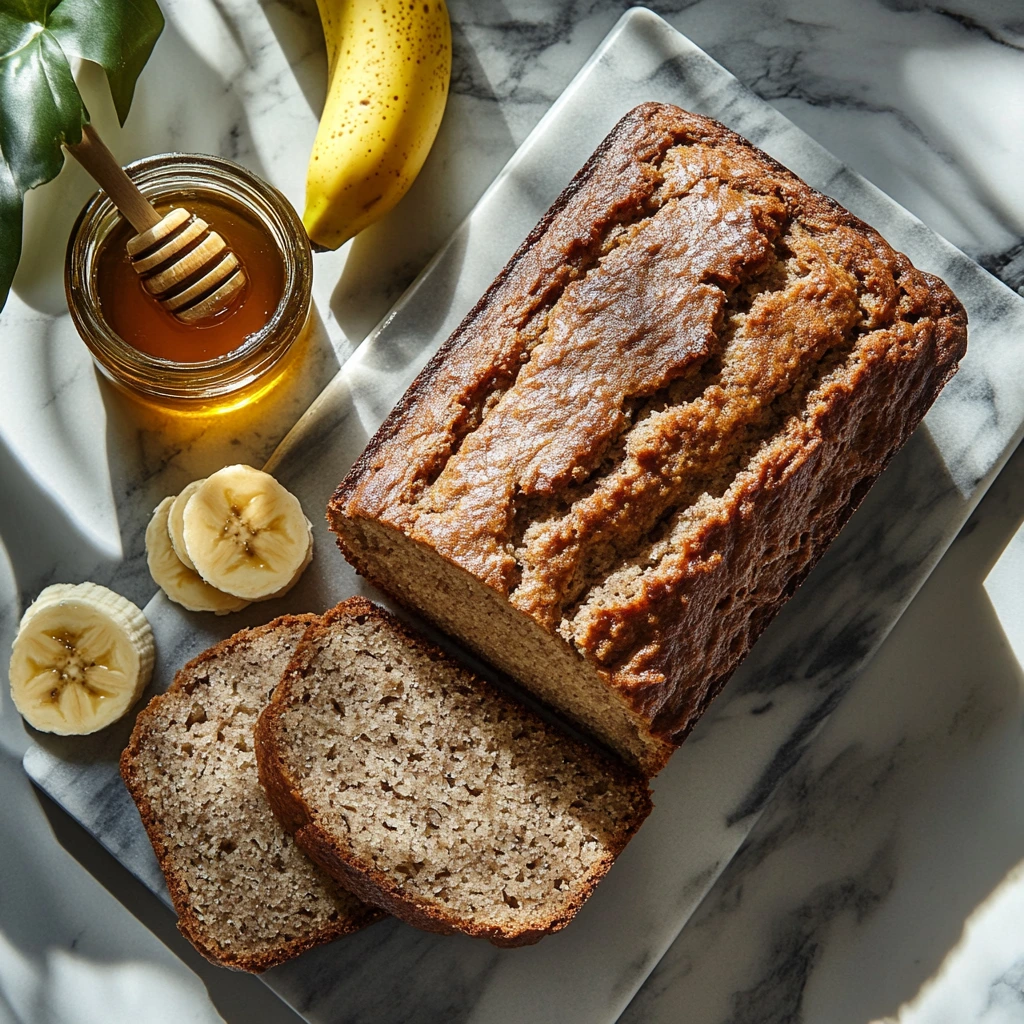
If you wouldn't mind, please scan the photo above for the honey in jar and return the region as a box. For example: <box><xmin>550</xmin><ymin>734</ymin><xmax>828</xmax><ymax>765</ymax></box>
<box><xmin>67</xmin><ymin>153</ymin><xmax>312</xmax><ymax>406</ymax></box>
<box><xmin>96</xmin><ymin>195</ymin><xmax>284</xmax><ymax>362</ymax></box>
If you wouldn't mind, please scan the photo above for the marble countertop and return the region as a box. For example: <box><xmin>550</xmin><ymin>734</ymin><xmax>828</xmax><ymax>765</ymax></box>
<box><xmin>1</xmin><ymin>1</ymin><xmax>1023</xmax><ymax>1022</ymax></box>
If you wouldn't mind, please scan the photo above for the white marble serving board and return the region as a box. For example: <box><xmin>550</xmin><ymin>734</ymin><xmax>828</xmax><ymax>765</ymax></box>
<box><xmin>23</xmin><ymin>9</ymin><xmax>1024</xmax><ymax>1024</ymax></box>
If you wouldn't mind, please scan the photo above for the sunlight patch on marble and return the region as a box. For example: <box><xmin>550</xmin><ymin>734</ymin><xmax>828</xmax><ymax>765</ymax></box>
<box><xmin>872</xmin><ymin>858</ymin><xmax>1024</xmax><ymax>1024</ymax></box>
<box><xmin>984</xmin><ymin>517</ymin><xmax>1024</xmax><ymax>679</ymax></box>
<box><xmin>903</xmin><ymin>42</ymin><xmax>1024</xmax><ymax>239</ymax></box>
<box><xmin>0</xmin><ymin>929</ymin><xmax>221</xmax><ymax>1024</ymax></box>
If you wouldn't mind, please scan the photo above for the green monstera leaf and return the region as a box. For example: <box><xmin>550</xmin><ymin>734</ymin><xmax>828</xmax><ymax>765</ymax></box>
<box><xmin>0</xmin><ymin>0</ymin><xmax>164</xmax><ymax>312</ymax></box>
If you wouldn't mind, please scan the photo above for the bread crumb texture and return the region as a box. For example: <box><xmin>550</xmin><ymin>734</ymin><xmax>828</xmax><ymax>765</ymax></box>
<box><xmin>260</xmin><ymin>601</ymin><xmax>651</xmax><ymax>944</ymax></box>
<box><xmin>121</xmin><ymin>616</ymin><xmax>378</xmax><ymax>972</ymax></box>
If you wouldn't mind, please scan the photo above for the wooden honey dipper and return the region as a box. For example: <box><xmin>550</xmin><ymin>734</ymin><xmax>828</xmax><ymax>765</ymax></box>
<box><xmin>67</xmin><ymin>125</ymin><xmax>246</xmax><ymax>324</ymax></box>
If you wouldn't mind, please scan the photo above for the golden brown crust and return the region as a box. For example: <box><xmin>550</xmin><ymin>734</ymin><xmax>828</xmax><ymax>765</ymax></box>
<box><xmin>120</xmin><ymin>614</ymin><xmax>382</xmax><ymax>973</ymax></box>
<box><xmin>255</xmin><ymin>598</ymin><xmax>652</xmax><ymax>946</ymax></box>
<box><xmin>328</xmin><ymin>102</ymin><xmax>968</xmax><ymax>775</ymax></box>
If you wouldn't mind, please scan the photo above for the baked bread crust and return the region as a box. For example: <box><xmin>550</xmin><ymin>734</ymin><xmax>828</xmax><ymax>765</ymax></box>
<box><xmin>120</xmin><ymin>614</ymin><xmax>382</xmax><ymax>972</ymax></box>
<box><xmin>329</xmin><ymin>103</ymin><xmax>968</xmax><ymax>775</ymax></box>
<box><xmin>255</xmin><ymin>598</ymin><xmax>652</xmax><ymax>947</ymax></box>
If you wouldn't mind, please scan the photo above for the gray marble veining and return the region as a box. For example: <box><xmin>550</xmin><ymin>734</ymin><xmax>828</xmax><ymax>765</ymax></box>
<box><xmin>21</xmin><ymin>9</ymin><xmax>1024</xmax><ymax>1024</ymax></box>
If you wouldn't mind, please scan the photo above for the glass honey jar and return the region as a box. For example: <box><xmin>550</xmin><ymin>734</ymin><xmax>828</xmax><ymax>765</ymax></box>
<box><xmin>65</xmin><ymin>153</ymin><xmax>312</xmax><ymax>408</ymax></box>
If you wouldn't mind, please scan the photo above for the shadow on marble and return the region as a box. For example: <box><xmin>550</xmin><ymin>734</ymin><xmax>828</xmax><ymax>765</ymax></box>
<box><xmin>329</xmin><ymin>20</ymin><xmax>517</xmax><ymax>345</ymax></box>
<box><xmin>619</xmin><ymin>437</ymin><xmax>1024</xmax><ymax>1024</ymax></box>
<box><xmin>256</xmin><ymin>0</ymin><xmax>327</xmax><ymax>117</ymax></box>
<box><xmin>0</xmin><ymin>435</ymin><xmax>120</xmax><ymax>612</ymax></box>
<box><xmin>125</xmin><ymin>10</ymin><xmax>271</xmax><ymax>176</ymax></box>
<box><xmin>11</xmin><ymin>15</ymin><xmax>265</xmax><ymax>319</ymax></box>
<box><xmin>333</xmin><ymin>218</ymin><xmax>472</xmax><ymax>380</ymax></box>
<box><xmin>702</xmin><ymin>425</ymin><xmax>967</xmax><ymax>829</ymax></box>
<box><xmin>899</xmin><ymin>27</ymin><xmax>1024</xmax><ymax>243</ymax></box>
<box><xmin>853</xmin><ymin>64</ymin><xmax>1023</xmax><ymax>269</ymax></box>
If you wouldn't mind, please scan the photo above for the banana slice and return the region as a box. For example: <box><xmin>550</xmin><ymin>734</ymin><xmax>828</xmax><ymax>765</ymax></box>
<box><xmin>146</xmin><ymin>497</ymin><xmax>250</xmax><ymax>615</ymax></box>
<box><xmin>9</xmin><ymin>583</ymin><xmax>155</xmax><ymax>735</ymax></box>
<box><xmin>182</xmin><ymin>465</ymin><xmax>313</xmax><ymax>601</ymax></box>
<box><xmin>168</xmin><ymin>478</ymin><xmax>205</xmax><ymax>572</ymax></box>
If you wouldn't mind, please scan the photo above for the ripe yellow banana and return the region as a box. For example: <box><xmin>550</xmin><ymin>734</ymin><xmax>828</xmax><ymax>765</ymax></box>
<box><xmin>304</xmin><ymin>0</ymin><xmax>451</xmax><ymax>249</ymax></box>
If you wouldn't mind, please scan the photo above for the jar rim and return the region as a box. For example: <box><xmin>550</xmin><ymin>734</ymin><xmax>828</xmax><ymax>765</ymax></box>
<box><xmin>65</xmin><ymin>152</ymin><xmax>312</xmax><ymax>401</ymax></box>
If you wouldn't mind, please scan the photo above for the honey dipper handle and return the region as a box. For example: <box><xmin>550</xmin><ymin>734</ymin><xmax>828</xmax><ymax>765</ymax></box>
<box><xmin>66</xmin><ymin>124</ymin><xmax>162</xmax><ymax>234</ymax></box>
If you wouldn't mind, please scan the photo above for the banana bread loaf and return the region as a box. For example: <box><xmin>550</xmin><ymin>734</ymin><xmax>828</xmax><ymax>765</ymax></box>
<box><xmin>255</xmin><ymin>598</ymin><xmax>651</xmax><ymax>946</ymax></box>
<box><xmin>121</xmin><ymin>615</ymin><xmax>381</xmax><ymax>971</ymax></box>
<box><xmin>329</xmin><ymin>102</ymin><xmax>968</xmax><ymax>776</ymax></box>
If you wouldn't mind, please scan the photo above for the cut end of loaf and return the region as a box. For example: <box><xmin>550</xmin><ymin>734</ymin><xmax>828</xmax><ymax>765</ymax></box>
<box><xmin>255</xmin><ymin>598</ymin><xmax>652</xmax><ymax>946</ymax></box>
<box><xmin>329</xmin><ymin>514</ymin><xmax>673</xmax><ymax>776</ymax></box>
<box><xmin>120</xmin><ymin>614</ymin><xmax>379</xmax><ymax>972</ymax></box>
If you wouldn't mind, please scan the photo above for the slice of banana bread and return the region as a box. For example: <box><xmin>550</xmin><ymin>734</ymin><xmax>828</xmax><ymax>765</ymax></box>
<box><xmin>255</xmin><ymin>598</ymin><xmax>652</xmax><ymax>947</ymax></box>
<box><xmin>329</xmin><ymin>102</ymin><xmax>968</xmax><ymax>776</ymax></box>
<box><xmin>120</xmin><ymin>615</ymin><xmax>381</xmax><ymax>972</ymax></box>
